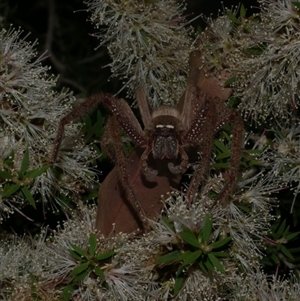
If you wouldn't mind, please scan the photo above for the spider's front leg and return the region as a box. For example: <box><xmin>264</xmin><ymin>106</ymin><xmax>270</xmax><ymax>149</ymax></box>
<box><xmin>50</xmin><ymin>93</ymin><xmax>147</xmax><ymax>163</ymax></box>
<box><xmin>101</xmin><ymin>116</ymin><xmax>149</xmax><ymax>230</ymax></box>
<box><xmin>182</xmin><ymin>95</ymin><xmax>217</xmax><ymax>202</ymax></box>
<box><xmin>213</xmin><ymin>102</ymin><xmax>244</xmax><ymax>205</ymax></box>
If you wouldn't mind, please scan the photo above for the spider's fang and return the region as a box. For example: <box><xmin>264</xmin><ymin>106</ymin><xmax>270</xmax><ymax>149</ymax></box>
<box><xmin>168</xmin><ymin>162</ymin><xmax>182</xmax><ymax>174</ymax></box>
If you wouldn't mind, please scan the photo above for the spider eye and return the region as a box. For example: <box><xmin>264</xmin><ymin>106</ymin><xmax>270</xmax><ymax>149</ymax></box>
<box><xmin>155</xmin><ymin>124</ymin><xmax>174</xmax><ymax>129</ymax></box>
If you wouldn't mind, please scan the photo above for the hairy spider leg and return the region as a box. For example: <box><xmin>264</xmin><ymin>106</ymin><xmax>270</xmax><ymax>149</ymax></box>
<box><xmin>51</xmin><ymin>94</ymin><xmax>147</xmax><ymax>163</ymax></box>
<box><xmin>182</xmin><ymin>94</ymin><xmax>217</xmax><ymax>202</ymax></box>
<box><xmin>101</xmin><ymin>116</ymin><xmax>149</xmax><ymax>230</ymax></box>
<box><xmin>212</xmin><ymin>99</ymin><xmax>244</xmax><ymax>205</ymax></box>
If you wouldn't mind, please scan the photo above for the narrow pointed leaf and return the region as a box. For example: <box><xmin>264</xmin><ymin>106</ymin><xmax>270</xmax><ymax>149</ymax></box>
<box><xmin>88</xmin><ymin>233</ymin><xmax>97</xmax><ymax>256</ymax></box>
<box><xmin>204</xmin><ymin>257</ymin><xmax>215</xmax><ymax>272</ymax></box>
<box><xmin>179</xmin><ymin>226</ymin><xmax>200</xmax><ymax>248</ymax></box>
<box><xmin>94</xmin><ymin>266</ymin><xmax>105</xmax><ymax>279</ymax></box>
<box><xmin>162</xmin><ymin>216</ymin><xmax>175</xmax><ymax>231</ymax></box>
<box><xmin>174</xmin><ymin>273</ymin><xmax>184</xmax><ymax>296</ymax></box>
<box><xmin>199</xmin><ymin>260</ymin><xmax>208</xmax><ymax>273</ymax></box>
<box><xmin>282</xmin><ymin>225</ymin><xmax>290</xmax><ymax>238</ymax></box>
<box><xmin>69</xmin><ymin>250</ymin><xmax>83</xmax><ymax>261</ymax></box>
<box><xmin>95</xmin><ymin>251</ymin><xmax>116</xmax><ymax>261</ymax></box>
<box><xmin>0</xmin><ymin>170</ymin><xmax>12</xmax><ymax>180</ymax></box>
<box><xmin>240</xmin><ymin>4</ymin><xmax>246</xmax><ymax>18</ymax></box>
<box><xmin>21</xmin><ymin>186</ymin><xmax>36</xmax><ymax>209</ymax></box>
<box><xmin>182</xmin><ymin>250</ymin><xmax>202</xmax><ymax>267</ymax></box>
<box><xmin>70</xmin><ymin>244</ymin><xmax>87</xmax><ymax>258</ymax></box>
<box><xmin>19</xmin><ymin>149</ymin><xmax>29</xmax><ymax>176</ymax></box>
<box><xmin>1</xmin><ymin>184</ymin><xmax>20</xmax><ymax>197</ymax></box>
<box><xmin>211</xmin><ymin>251</ymin><xmax>230</xmax><ymax>258</ymax></box>
<box><xmin>277</xmin><ymin>220</ymin><xmax>286</xmax><ymax>237</ymax></box>
<box><xmin>271</xmin><ymin>253</ymin><xmax>280</xmax><ymax>264</ymax></box>
<box><xmin>25</xmin><ymin>165</ymin><xmax>50</xmax><ymax>178</ymax></box>
<box><xmin>210</xmin><ymin>237</ymin><xmax>232</xmax><ymax>250</ymax></box>
<box><xmin>208</xmin><ymin>253</ymin><xmax>226</xmax><ymax>274</ymax></box>
<box><xmin>178</xmin><ymin>250</ymin><xmax>192</xmax><ymax>261</ymax></box>
<box><xmin>72</xmin><ymin>268</ymin><xmax>90</xmax><ymax>283</ymax></box>
<box><xmin>224</xmin><ymin>76</ymin><xmax>236</xmax><ymax>87</ymax></box>
<box><xmin>71</xmin><ymin>262</ymin><xmax>90</xmax><ymax>276</ymax></box>
<box><xmin>280</xmin><ymin>245</ymin><xmax>294</xmax><ymax>260</ymax></box>
<box><xmin>61</xmin><ymin>284</ymin><xmax>74</xmax><ymax>301</ymax></box>
<box><xmin>286</xmin><ymin>232</ymin><xmax>300</xmax><ymax>241</ymax></box>
<box><xmin>226</xmin><ymin>10</ymin><xmax>241</xmax><ymax>24</ymax></box>
<box><xmin>201</xmin><ymin>215</ymin><xmax>212</xmax><ymax>243</ymax></box>
<box><xmin>155</xmin><ymin>250</ymin><xmax>181</xmax><ymax>265</ymax></box>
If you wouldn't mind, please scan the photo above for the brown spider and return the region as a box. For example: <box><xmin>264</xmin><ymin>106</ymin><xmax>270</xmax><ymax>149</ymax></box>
<box><xmin>51</xmin><ymin>54</ymin><xmax>244</xmax><ymax>230</ymax></box>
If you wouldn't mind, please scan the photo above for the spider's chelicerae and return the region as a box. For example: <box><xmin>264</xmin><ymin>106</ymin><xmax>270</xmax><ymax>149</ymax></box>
<box><xmin>51</xmin><ymin>80</ymin><xmax>244</xmax><ymax>229</ymax></box>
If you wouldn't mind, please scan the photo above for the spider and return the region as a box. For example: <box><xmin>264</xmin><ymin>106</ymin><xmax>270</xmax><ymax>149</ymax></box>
<box><xmin>50</xmin><ymin>78</ymin><xmax>244</xmax><ymax>230</ymax></box>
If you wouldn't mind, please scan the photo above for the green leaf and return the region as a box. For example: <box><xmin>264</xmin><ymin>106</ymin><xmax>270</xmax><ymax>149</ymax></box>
<box><xmin>212</xmin><ymin>162</ymin><xmax>230</xmax><ymax>169</ymax></box>
<box><xmin>199</xmin><ymin>260</ymin><xmax>208</xmax><ymax>273</ymax></box>
<box><xmin>88</xmin><ymin>233</ymin><xmax>97</xmax><ymax>256</ymax></box>
<box><xmin>182</xmin><ymin>250</ymin><xmax>202</xmax><ymax>267</ymax></box>
<box><xmin>210</xmin><ymin>237</ymin><xmax>232</xmax><ymax>250</ymax></box>
<box><xmin>162</xmin><ymin>216</ymin><xmax>175</xmax><ymax>231</ymax></box>
<box><xmin>214</xmin><ymin>140</ymin><xmax>228</xmax><ymax>153</ymax></box>
<box><xmin>21</xmin><ymin>186</ymin><xmax>36</xmax><ymax>209</ymax></box>
<box><xmin>211</xmin><ymin>251</ymin><xmax>230</xmax><ymax>258</ymax></box>
<box><xmin>201</xmin><ymin>215</ymin><xmax>212</xmax><ymax>243</ymax></box>
<box><xmin>271</xmin><ymin>253</ymin><xmax>280</xmax><ymax>264</ymax></box>
<box><xmin>216</xmin><ymin>152</ymin><xmax>231</xmax><ymax>160</ymax></box>
<box><xmin>70</xmin><ymin>244</ymin><xmax>87</xmax><ymax>258</ymax></box>
<box><xmin>19</xmin><ymin>149</ymin><xmax>29</xmax><ymax>176</ymax></box>
<box><xmin>282</xmin><ymin>225</ymin><xmax>290</xmax><ymax>238</ymax></box>
<box><xmin>94</xmin><ymin>266</ymin><xmax>105</xmax><ymax>279</ymax></box>
<box><xmin>285</xmin><ymin>232</ymin><xmax>300</xmax><ymax>241</ymax></box>
<box><xmin>0</xmin><ymin>170</ymin><xmax>12</xmax><ymax>180</ymax></box>
<box><xmin>60</xmin><ymin>284</ymin><xmax>74</xmax><ymax>301</ymax></box>
<box><xmin>95</xmin><ymin>251</ymin><xmax>116</xmax><ymax>261</ymax></box>
<box><xmin>224</xmin><ymin>76</ymin><xmax>236</xmax><ymax>87</ymax></box>
<box><xmin>1</xmin><ymin>184</ymin><xmax>20</xmax><ymax>197</ymax></box>
<box><xmin>244</xmin><ymin>46</ymin><xmax>264</xmax><ymax>55</ymax></box>
<box><xmin>226</xmin><ymin>10</ymin><xmax>241</xmax><ymax>24</ymax></box>
<box><xmin>155</xmin><ymin>250</ymin><xmax>181</xmax><ymax>265</ymax></box>
<box><xmin>69</xmin><ymin>250</ymin><xmax>83</xmax><ymax>261</ymax></box>
<box><xmin>280</xmin><ymin>245</ymin><xmax>294</xmax><ymax>260</ymax></box>
<box><xmin>240</xmin><ymin>4</ymin><xmax>246</xmax><ymax>18</ymax></box>
<box><xmin>72</xmin><ymin>268</ymin><xmax>90</xmax><ymax>283</ymax></box>
<box><xmin>25</xmin><ymin>165</ymin><xmax>50</xmax><ymax>178</ymax></box>
<box><xmin>203</xmin><ymin>256</ymin><xmax>215</xmax><ymax>272</ymax></box>
<box><xmin>174</xmin><ymin>273</ymin><xmax>184</xmax><ymax>296</ymax></box>
<box><xmin>276</xmin><ymin>220</ymin><xmax>287</xmax><ymax>237</ymax></box>
<box><xmin>71</xmin><ymin>262</ymin><xmax>90</xmax><ymax>276</ymax></box>
<box><xmin>179</xmin><ymin>226</ymin><xmax>200</xmax><ymax>248</ymax></box>
<box><xmin>208</xmin><ymin>253</ymin><xmax>226</xmax><ymax>274</ymax></box>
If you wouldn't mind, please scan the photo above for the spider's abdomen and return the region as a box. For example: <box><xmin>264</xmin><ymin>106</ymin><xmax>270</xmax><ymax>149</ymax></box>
<box><xmin>152</xmin><ymin>126</ymin><xmax>178</xmax><ymax>160</ymax></box>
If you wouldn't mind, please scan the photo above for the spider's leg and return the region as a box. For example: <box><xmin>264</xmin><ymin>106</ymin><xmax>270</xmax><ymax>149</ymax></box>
<box><xmin>181</xmin><ymin>95</ymin><xmax>216</xmax><ymax>203</ymax></box>
<box><xmin>101</xmin><ymin>118</ymin><xmax>116</xmax><ymax>160</ymax></box>
<box><xmin>141</xmin><ymin>145</ymin><xmax>158</xmax><ymax>178</ymax></box>
<box><xmin>213</xmin><ymin>106</ymin><xmax>244</xmax><ymax>205</ymax></box>
<box><xmin>168</xmin><ymin>146</ymin><xmax>189</xmax><ymax>174</ymax></box>
<box><xmin>51</xmin><ymin>93</ymin><xmax>147</xmax><ymax>163</ymax></box>
<box><xmin>106</xmin><ymin>115</ymin><xmax>149</xmax><ymax>230</ymax></box>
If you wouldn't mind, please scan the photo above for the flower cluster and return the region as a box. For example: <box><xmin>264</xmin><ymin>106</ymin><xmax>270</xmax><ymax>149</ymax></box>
<box><xmin>85</xmin><ymin>0</ymin><xmax>193</xmax><ymax>106</ymax></box>
<box><xmin>197</xmin><ymin>0</ymin><xmax>300</xmax><ymax>123</ymax></box>
<box><xmin>0</xmin><ymin>27</ymin><xmax>98</xmax><ymax>220</ymax></box>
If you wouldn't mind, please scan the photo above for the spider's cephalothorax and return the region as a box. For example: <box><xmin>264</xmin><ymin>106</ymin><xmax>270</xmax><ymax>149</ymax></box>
<box><xmin>51</xmin><ymin>82</ymin><xmax>244</xmax><ymax>230</ymax></box>
<box><xmin>143</xmin><ymin>107</ymin><xmax>186</xmax><ymax>176</ymax></box>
